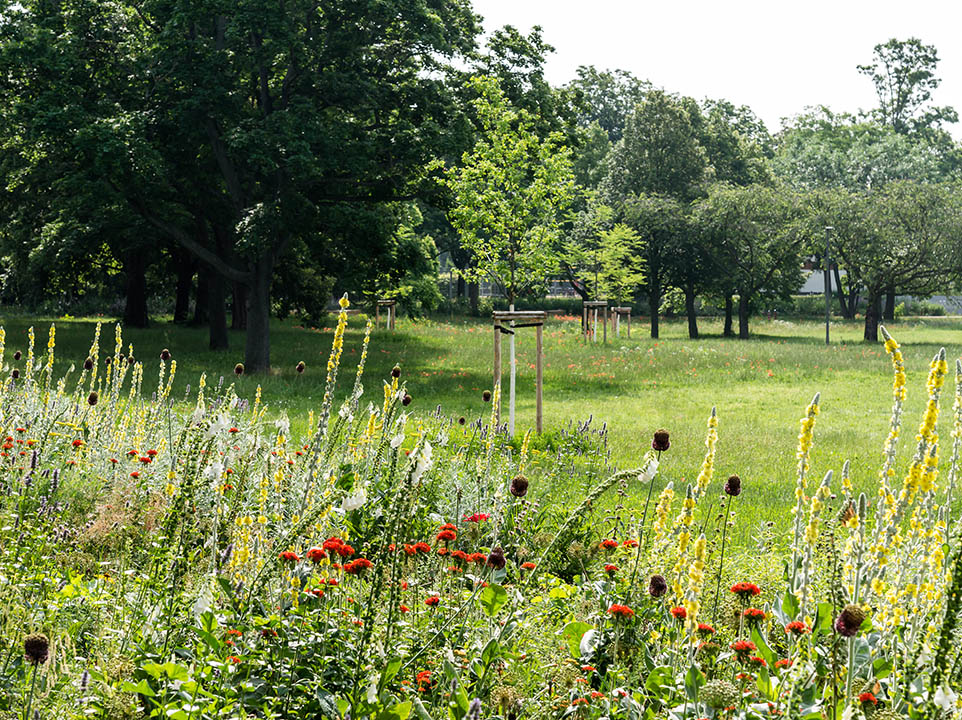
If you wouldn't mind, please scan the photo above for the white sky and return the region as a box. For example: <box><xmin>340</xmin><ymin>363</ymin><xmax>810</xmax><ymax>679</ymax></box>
<box><xmin>471</xmin><ymin>0</ymin><xmax>962</xmax><ymax>137</ymax></box>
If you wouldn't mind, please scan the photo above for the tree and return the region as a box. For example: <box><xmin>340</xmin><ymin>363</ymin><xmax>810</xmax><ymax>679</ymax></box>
<box><xmin>601</xmin><ymin>90</ymin><xmax>708</xmax><ymax>205</ymax></box>
<box><xmin>0</xmin><ymin>0</ymin><xmax>479</xmax><ymax>371</ymax></box>
<box><xmin>858</xmin><ymin>38</ymin><xmax>957</xmax><ymax>136</ymax></box>
<box><xmin>562</xmin><ymin>201</ymin><xmax>643</xmax><ymax>302</ymax></box>
<box><xmin>438</xmin><ymin>75</ymin><xmax>575</xmax><ymax>434</ymax></box>
<box><xmin>567</xmin><ymin>66</ymin><xmax>649</xmax><ymax>142</ymax></box>
<box><xmin>623</xmin><ymin>194</ymin><xmax>687</xmax><ymax>339</ymax></box>
<box><xmin>859</xmin><ymin>182</ymin><xmax>962</xmax><ymax>341</ymax></box>
<box><xmin>694</xmin><ymin>184</ymin><xmax>805</xmax><ymax>338</ymax></box>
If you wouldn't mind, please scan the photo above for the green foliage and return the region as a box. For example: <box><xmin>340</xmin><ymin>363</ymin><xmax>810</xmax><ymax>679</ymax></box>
<box><xmin>438</xmin><ymin>76</ymin><xmax>576</xmax><ymax>304</ymax></box>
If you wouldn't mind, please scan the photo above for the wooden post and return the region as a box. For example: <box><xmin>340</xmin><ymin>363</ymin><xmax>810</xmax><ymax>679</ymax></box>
<box><xmin>603</xmin><ymin>306</ymin><xmax>608</xmax><ymax>343</ymax></box>
<box><xmin>615</xmin><ymin>312</ymin><xmax>620</xmax><ymax>337</ymax></box>
<box><xmin>389</xmin><ymin>303</ymin><xmax>396</xmax><ymax>331</ymax></box>
<box><xmin>375</xmin><ymin>304</ymin><xmax>381</xmax><ymax>329</ymax></box>
<box><xmin>582</xmin><ymin>305</ymin><xmax>588</xmax><ymax>341</ymax></box>
<box><xmin>493</xmin><ymin>318</ymin><xmax>502</xmax><ymax>425</ymax></box>
<box><xmin>535</xmin><ymin>322</ymin><xmax>543</xmax><ymax>434</ymax></box>
<box><xmin>627</xmin><ymin>311</ymin><xmax>631</xmax><ymax>338</ymax></box>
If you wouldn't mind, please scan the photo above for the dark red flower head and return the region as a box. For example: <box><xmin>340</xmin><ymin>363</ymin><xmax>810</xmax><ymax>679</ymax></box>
<box><xmin>648</xmin><ymin>574</ymin><xmax>668</xmax><ymax>598</ymax></box>
<box><xmin>510</xmin><ymin>474</ymin><xmax>529</xmax><ymax>497</ymax></box>
<box><xmin>652</xmin><ymin>429</ymin><xmax>670</xmax><ymax>452</ymax></box>
<box><xmin>725</xmin><ymin>475</ymin><xmax>742</xmax><ymax>497</ymax></box>
<box><xmin>835</xmin><ymin>604</ymin><xmax>866</xmax><ymax>637</ymax></box>
<box><xmin>486</xmin><ymin>546</ymin><xmax>506</xmax><ymax>570</ymax></box>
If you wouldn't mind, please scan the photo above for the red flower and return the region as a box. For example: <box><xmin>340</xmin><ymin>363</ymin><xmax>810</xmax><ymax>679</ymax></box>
<box><xmin>469</xmin><ymin>552</ymin><xmax>487</xmax><ymax>564</ymax></box>
<box><xmin>581</xmin><ymin>665</ymin><xmax>596</xmax><ymax>672</ymax></box>
<box><xmin>343</xmin><ymin>558</ymin><xmax>372</xmax><ymax>575</ymax></box>
<box><xmin>520</xmin><ymin>562</ymin><xmax>536</xmax><ymax>570</ymax></box>
<box><xmin>403</xmin><ymin>544</ymin><xmax>417</xmax><ymax>556</ymax></box>
<box><xmin>775</xmin><ymin>659</ymin><xmax>792</xmax><ymax>669</ymax></box>
<box><xmin>399</xmin><ymin>604</ymin><xmax>410</xmax><ymax>613</ymax></box>
<box><xmin>589</xmin><ymin>691</ymin><xmax>604</xmax><ymax>699</ymax></box>
<box><xmin>451</xmin><ymin>550</ymin><xmax>469</xmax><ymax>563</ymax></box>
<box><xmin>608</xmin><ymin>604</ymin><xmax>635</xmax><ymax>619</ymax></box>
<box><xmin>463</xmin><ymin>513</ymin><xmax>490</xmax><ymax>522</ymax></box>
<box><xmin>697</xmin><ymin>623</ymin><xmax>715</xmax><ymax>635</ymax></box>
<box><xmin>127</xmin><ymin>449</ymin><xmax>138</xmax><ymax>456</ymax></box>
<box><xmin>425</xmin><ymin>596</ymin><xmax>440</xmax><ymax>607</ymax></box>
<box><xmin>436</xmin><ymin>529</ymin><xmax>457</xmax><ymax>543</ymax></box>
<box><xmin>109</xmin><ymin>458</ymin><xmax>118</xmax><ymax>464</ymax></box>
<box><xmin>436</xmin><ymin>548</ymin><xmax>448</xmax><ymax>556</ymax></box>
<box><xmin>603</xmin><ymin>564</ymin><xmax>619</xmax><ymax>575</ymax></box>
<box><xmin>326</xmin><ymin>578</ymin><xmax>338</xmax><ymax>586</ymax></box>
<box><xmin>415</xmin><ymin>542</ymin><xmax>432</xmax><ymax>554</ymax></box>
<box><xmin>307</xmin><ymin>547</ymin><xmax>328</xmax><ymax>563</ymax></box>
<box><xmin>670</xmin><ymin>606</ymin><xmax>687</xmax><ymax>620</ymax></box>
<box><xmin>226</xmin><ymin>629</ymin><xmax>243</xmax><ymax>637</ymax></box>
<box><xmin>139</xmin><ymin>456</ymin><xmax>152</xmax><ymax>464</ymax></box>
<box><xmin>228</xmin><ymin>655</ymin><xmax>241</xmax><ymax>664</ymax></box>
<box><xmin>322</xmin><ymin>537</ymin><xmax>343</xmax><ymax>552</ymax></box>
<box><xmin>146</xmin><ymin>449</ymin><xmax>158</xmax><ymax>457</ymax></box>
<box><xmin>278</xmin><ymin>551</ymin><xmax>300</xmax><ymax>563</ymax></box>
<box><xmin>743</xmin><ymin>608</ymin><xmax>766</xmax><ymax>623</ymax></box>
<box><xmin>571</xmin><ymin>698</ymin><xmax>588</xmax><ymax>706</ymax></box>
<box><xmin>859</xmin><ymin>693</ymin><xmax>878</xmax><ymax>706</ymax></box>
<box><xmin>229</xmin><ymin>427</ymin><xmax>240</xmax><ymax>433</ymax></box>
<box><xmin>440</xmin><ymin>522</ymin><xmax>457</xmax><ymax>530</ymax></box>
<box><xmin>336</xmin><ymin>543</ymin><xmax>355</xmax><ymax>558</ymax></box>
<box><xmin>785</xmin><ymin>621</ymin><xmax>810</xmax><ymax>635</ymax></box>
<box><xmin>600</xmin><ymin>539</ymin><xmax>619</xmax><ymax>550</ymax></box>
<box><xmin>130</xmin><ymin>471</ymin><xmax>140</xmax><ymax>479</ymax></box>
<box><xmin>730</xmin><ymin>581</ymin><xmax>761</xmax><ymax>599</ymax></box>
<box><xmin>622</xmin><ymin>539</ymin><xmax>639</xmax><ymax>548</ymax></box>
<box><xmin>416</xmin><ymin>670</ymin><xmax>433</xmax><ymax>691</ymax></box>
<box><xmin>731</xmin><ymin>640</ymin><xmax>757</xmax><ymax>655</ymax></box>
<box><xmin>72</xmin><ymin>439</ymin><xmax>84</xmax><ymax>448</ymax></box>
<box><xmin>748</xmin><ymin>656</ymin><xmax>767</xmax><ymax>669</ymax></box>
<box><xmin>309</xmin><ymin>589</ymin><xmax>325</xmax><ymax>599</ymax></box>
<box><xmin>260</xmin><ymin>628</ymin><xmax>278</xmax><ymax>638</ymax></box>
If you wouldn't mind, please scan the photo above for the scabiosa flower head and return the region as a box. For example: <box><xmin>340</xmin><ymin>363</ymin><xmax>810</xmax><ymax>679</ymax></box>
<box><xmin>424</xmin><ymin>595</ymin><xmax>440</xmax><ymax>607</ymax></box>
<box><xmin>652</xmin><ymin>429</ymin><xmax>670</xmax><ymax>452</ymax></box>
<box><xmin>482</xmin><ymin>390</ymin><xmax>491</xmax><ymax>403</ymax></box>
<box><xmin>11</xmin><ymin>369</ymin><xmax>19</xmax><ymax>379</ymax></box>
<box><xmin>234</xmin><ymin>363</ymin><xmax>244</xmax><ymax>376</ymax></box>
<box><xmin>83</xmin><ymin>356</ymin><xmax>94</xmax><ymax>370</ymax></box>
<box><xmin>725</xmin><ymin>474</ymin><xmax>742</xmax><ymax>496</ymax></box>
<box><xmin>391</xmin><ymin>365</ymin><xmax>401</xmax><ymax>378</ymax></box>
<box><xmin>648</xmin><ymin>574</ymin><xmax>668</xmax><ymax>598</ymax></box>
<box><xmin>278</xmin><ymin>551</ymin><xmax>300</xmax><ymax>563</ymax></box>
<box><xmin>295</xmin><ymin>361</ymin><xmax>306</xmax><ymax>374</ymax></box>
<box><xmin>24</xmin><ymin>633</ymin><xmax>49</xmax><ymax>664</ymax></box>
<box><xmin>670</xmin><ymin>606</ymin><xmax>687</xmax><ymax>620</ymax></box>
<box><xmin>785</xmin><ymin>621</ymin><xmax>810</xmax><ymax>636</ymax></box>
<box><xmin>510</xmin><ymin>474</ymin><xmax>529</xmax><ymax>497</ymax></box>
<box><xmin>608</xmin><ymin>604</ymin><xmax>635</xmax><ymax>619</ymax></box>
<box><xmin>87</xmin><ymin>391</ymin><xmax>98</xmax><ymax>406</ymax></box>
<box><xmin>160</xmin><ymin>348</ymin><xmax>171</xmax><ymax>361</ymax></box>
<box><xmin>835</xmin><ymin>604</ymin><xmax>867</xmax><ymax>637</ymax></box>
<box><xmin>306</xmin><ymin>547</ymin><xmax>327</xmax><ymax>563</ymax></box>
<box><xmin>730</xmin><ymin>581</ymin><xmax>761</xmax><ymax>600</ymax></box>
<box><xmin>436</xmin><ymin>529</ymin><xmax>457</xmax><ymax>543</ymax></box>
<box><xmin>13</xmin><ymin>350</ymin><xmax>21</xmax><ymax>361</ymax></box>
<box><xmin>402</xmin><ymin>394</ymin><xmax>412</xmax><ymax>406</ymax></box>
<box><xmin>458</xmin><ymin>416</ymin><xmax>466</xmax><ymax>425</ymax></box>
<box><xmin>486</xmin><ymin>546</ymin><xmax>506</xmax><ymax>570</ymax></box>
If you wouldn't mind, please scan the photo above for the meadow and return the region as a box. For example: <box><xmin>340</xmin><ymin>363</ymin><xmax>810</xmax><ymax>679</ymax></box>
<box><xmin>1</xmin><ymin>310</ymin><xmax>958</xmax><ymax>547</ymax></box>
<box><xmin>0</xmin><ymin>304</ymin><xmax>960</xmax><ymax>719</ymax></box>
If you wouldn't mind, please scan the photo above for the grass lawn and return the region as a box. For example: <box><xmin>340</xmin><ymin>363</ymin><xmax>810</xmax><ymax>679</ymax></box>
<box><xmin>1</xmin><ymin>309</ymin><xmax>959</xmax><ymax>546</ymax></box>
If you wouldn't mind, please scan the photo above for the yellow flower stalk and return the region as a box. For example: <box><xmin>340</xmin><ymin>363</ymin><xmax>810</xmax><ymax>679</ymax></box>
<box><xmin>797</xmin><ymin>470</ymin><xmax>832</xmax><ymax>619</ymax></box>
<box><xmin>670</xmin><ymin>484</ymin><xmax>696</xmax><ymax>599</ymax></box>
<box><xmin>790</xmin><ymin>392</ymin><xmax>820</xmax><ymax>587</ymax></box>
<box><xmin>692</xmin><ymin>407</ymin><xmax>718</xmax><ymax>501</ymax></box>
<box><xmin>683</xmin><ymin>534</ymin><xmax>707</xmax><ymax>640</ymax></box>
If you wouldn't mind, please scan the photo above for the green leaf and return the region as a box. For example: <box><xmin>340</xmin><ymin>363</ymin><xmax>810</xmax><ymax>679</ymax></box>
<box><xmin>644</xmin><ymin>666</ymin><xmax>673</xmax><ymax>699</ymax></box>
<box><xmin>750</xmin><ymin>627</ymin><xmax>777</xmax><ymax>668</ymax></box>
<box><xmin>378</xmin><ymin>702</ymin><xmax>412</xmax><ymax>720</ymax></box>
<box><xmin>479</xmin><ymin>584</ymin><xmax>507</xmax><ymax>617</ymax></box>
<box><xmin>315</xmin><ymin>688</ymin><xmax>340</xmax><ymax>719</ymax></box>
<box><xmin>481</xmin><ymin>638</ymin><xmax>501</xmax><ymax>666</ymax></box>
<box><xmin>872</xmin><ymin>658</ymin><xmax>893</xmax><ymax>679</ymax></box>
<box><xmin>684</xmin><ymin>664</ymin><xmax>705</xmax><ymax>701</ymax></box>
<box><xmin>121</xmin><ymin>679</ymin><xmax>156</xmax><ymax>697</ymax></box>
<box><xmin>559</xmin><ymin>621</ymin><xmax>592</xmax><ymax>658</ymax></box>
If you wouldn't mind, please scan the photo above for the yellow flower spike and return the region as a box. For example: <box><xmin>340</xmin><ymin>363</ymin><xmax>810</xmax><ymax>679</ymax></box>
<box><xmin>692</xmin><ymin>407</ymin><xmax>718</xmax><ymax>502</ymax></box>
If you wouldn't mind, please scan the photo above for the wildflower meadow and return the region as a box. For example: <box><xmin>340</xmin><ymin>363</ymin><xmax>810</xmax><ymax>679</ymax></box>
<box><xmin>0</xmin><ymin>298</ymin><xmax>961</xmax><ymax>720</ymax></box>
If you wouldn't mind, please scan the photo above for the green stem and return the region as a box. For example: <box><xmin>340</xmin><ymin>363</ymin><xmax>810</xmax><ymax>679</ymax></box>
<box><xmin>711</xmin><ymin>494</ymin><xmax>733</xmax><ymax>624</ymax></box>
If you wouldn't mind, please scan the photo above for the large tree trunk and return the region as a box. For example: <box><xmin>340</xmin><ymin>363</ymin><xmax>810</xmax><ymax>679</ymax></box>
<box><xmin>208</xmin><ymin>271</ymin><xmax>229</xmax><ymax>350</ymax></box>
<box><xmin>685</xmin><ymin>284</ymin><xmax>698</xmax><ymax>339</ymax></box>
<box><xmin>191</xmin><ymin>269</ymin><xmax>210</xmax><ymax>326</ymax></box>
<box><xmin>123</xmin><ymin>249</ymin><xmax>149</xmax><ymax>328</ymax></box>
<box><xmin>738</xmin><ymin>293</ymin><xmax>750</xmax><ymax>339</ymax></box>
<box><xmin>244</xmin><ymin>255</ymin><xmax>274</xmax><ymax>373</ymax></box>
<box><xmin>468</xmin><ymin>281</ymin><xmax>479</xmax><ymax>315</ymax></box>
<box><xmin>883</xmin><ymin>289</ymin><xmax>896</xmax><ymax>321</ymax></box>
<box><xmin>232</xmin><ymin>282</ymin><xmax>248</xmax><ymax>330</ymax></box>
<box><xmin>864</xmin><ymin>294</ymin><xmax>881</xmax><ymax>342</ymax></box>
<box><xmin>457</xmin><ymin>275</ymin><xmax>465</xmax><ymax>299</ymax></box>
<box><xmin>173</xmin><ymin>251</ymin><xmax>194</xmax><ymax>324</ymax></box>
<box><xmin>723</xmin><ymin>295</ymin><xmax>734</xmax><ymax>337</ymax></box>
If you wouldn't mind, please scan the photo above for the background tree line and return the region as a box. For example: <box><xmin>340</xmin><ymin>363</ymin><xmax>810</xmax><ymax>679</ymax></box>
<box><xmin>0</xmin><ymin>0</ymin><xmax>960</xmax><ymax>369</ymax></box>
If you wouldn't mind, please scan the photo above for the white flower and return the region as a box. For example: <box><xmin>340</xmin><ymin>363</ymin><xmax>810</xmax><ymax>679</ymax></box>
<box><xmin>191</xmin><ymin>405</ymin><xmax>206</xmax><ymax>424</ymax></box>
<box><xmin>934</xmin><ymin>684</ymin><xmax>958</xmax><ymax>711</ymax></box>
<box><xmin>204</xmin><ymin>462</ymin><xmax>224</xmax><ymax>486</ymax></box>
<box><xmin>640</xmin><ymin>458</ymin><xmax>659</xmax><ymax>484</ymax></box>
<box><xmin>342</xmin><ymin>486</ymin><xmax>367</xmax><ymax>512</ymax></box>
<box><xmin>390</xmin><ymin>432</ymin><xmax>405</xmax><ymax>449</ymax></box>
<box><xmin>412</xmin><ymin>441</ymin><xmax>433</xmax><ymax>483</ymax></box>
<box><xmin>208</xmin><ymin>414</ymin><xmax>229</xmax><ymax>436</ymax></box>
<box><xmin>274</xmin><ymin>415</ymin><xmax>290</xmax><ymax>435</ymax></box>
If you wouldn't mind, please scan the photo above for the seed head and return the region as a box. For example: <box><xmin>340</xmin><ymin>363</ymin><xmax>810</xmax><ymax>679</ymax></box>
<box><xmin>234</xmin><ymin>363</ymin><xmax>244</xmax><ymax>376</ymax></box>
<box><xmin>648</xmin><ymin>574</ymin><xmax>668</xmax><ymax>598</ymax></box>
<box><xmin>160</xmin><ymin>348</ymin><xmax>171</xmax><ymax>361</ymax></box>
<box><xmin>87</xmin><ymin>391</ymin><xmax>98</xmax><ymax>407</ymax></box>
<box><xmin>24</xmin><ymin>633</ymin><xmax>49</xmax><ymax>664</ymax></box>
<box><xmin>652</xmin><ymin>429</ymin><xmax>670</xmax><ymax>452</ymax></box>
<box><xmin>510</xmin><ymin>475</ymin><xmax>529</xmax><ymax>498</ymax></box>
<box><xmin>725</xmin><ymin>475</ymin><xmax>742</xmax><ymax>497</ymax></box>
<box><xmin>295</xmin><ymin>361</ymin><xmax>306</xmax><ymax>374</ymax></box>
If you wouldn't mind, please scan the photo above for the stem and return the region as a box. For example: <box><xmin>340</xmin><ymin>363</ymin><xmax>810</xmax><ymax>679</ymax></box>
<box><xmin>711</xmin><ymin>494</ymin><xmax>733</xmax><ymax>624</ymax></box>
<box><xmin>23</xmin><ymin>662</ymin><xmax>38</xmax><ymax>720</ymax></box>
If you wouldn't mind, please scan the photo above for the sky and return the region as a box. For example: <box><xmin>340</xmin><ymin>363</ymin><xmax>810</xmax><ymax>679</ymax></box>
<box><xmin>470</xmin><ymin>0</ymin><xmax>962</xmax><ymax>137</ymax></box>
